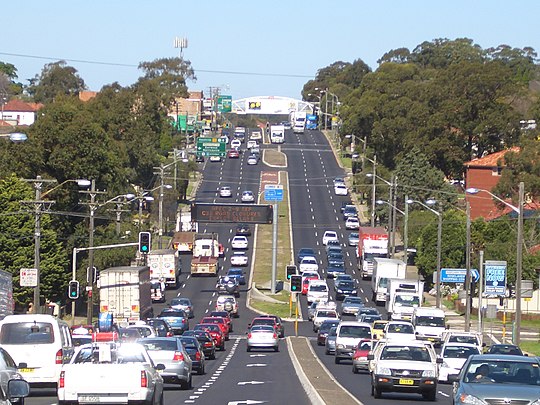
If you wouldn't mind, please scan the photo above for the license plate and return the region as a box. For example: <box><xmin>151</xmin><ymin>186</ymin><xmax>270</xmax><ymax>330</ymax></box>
<box><xmin>79</xmin><ymin>396</ymin><xmax>100</xmax><ymax>403</ymax></box>
<box><xmin>399</xmin><ymin>379</ymin><xmax>414</xmax><ymax>385</ymax></box>
<box><xmin>18</xmin><ymin>368</ymin><xmax>33</xmax><ymax>373</ymax></box>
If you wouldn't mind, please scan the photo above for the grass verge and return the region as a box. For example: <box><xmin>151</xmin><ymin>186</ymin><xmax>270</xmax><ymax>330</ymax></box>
<box><xmin>520</xmin><ymin>341</ymin><xmax>540</xmax><ymax>355</ymax></box>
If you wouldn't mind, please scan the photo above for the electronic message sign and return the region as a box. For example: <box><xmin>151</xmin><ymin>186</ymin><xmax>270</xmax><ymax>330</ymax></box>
<box><xmin>191</xmin><ymin>203</ymin><xmax>273</xmax><ymax>224</ymax></box>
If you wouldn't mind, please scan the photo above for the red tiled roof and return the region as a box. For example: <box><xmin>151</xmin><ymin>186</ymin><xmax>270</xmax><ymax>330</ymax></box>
<box><xmin>2</xmin><ymin>99</ymin><xmax>42</xmax><ymax>112</ymax></box>
<box><xmin>464</xmin><ymin>147</ymin><xmax>520</xmax><ymax>168</ymax></box>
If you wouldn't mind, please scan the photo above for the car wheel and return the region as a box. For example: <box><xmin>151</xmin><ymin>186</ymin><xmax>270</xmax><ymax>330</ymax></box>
<box><xmin>352</xmin><ymin>366</ymin><xmax>358</xmax><ymax>374</ymax></box>
<box><xmin>199</xmin><ymin>365</ymin><xmax>205</xmax><ymax>375</ymax></box>
<box><xmin>335</xmin><ymin>356</ymin><xmax>340</xmax><ymax>364</ymax></box>
<box><xmin>373</xmin><ymin>386</ymin><xmax>382</xmax><ymax>399</ymax></box>
<box><xmin>325</xmin><ymin>348</ymin><xmax>330</xmax><ymax>355</ymax></box>
<box><xmin>246</xmin><ymin>346</ymin><xmax>251</xmax><ymax>352</ymax></box>
<box><xmin>274</xmin><ymin>346</ymin><xmax>279</xmax><ymax>352</ymax></box>
<box><xmin>210</xmin><ymin>351</ymin><xmax>216</xmax><ymax>360</ymax></box>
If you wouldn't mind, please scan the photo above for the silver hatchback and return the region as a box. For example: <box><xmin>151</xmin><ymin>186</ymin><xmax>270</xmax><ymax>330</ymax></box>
<box><xmin>138</xmin><ymin>337</ymin><xmax>193</xmax><ymax>389</ymax></box>
<box><xmin>246</xmin><ymin>325</ymin><xmax>279</xmax><ymax>352</ymax></box>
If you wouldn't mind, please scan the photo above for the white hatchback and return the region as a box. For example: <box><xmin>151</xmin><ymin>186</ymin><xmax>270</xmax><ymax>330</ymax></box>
<box><xmin>230</xmin><ymin>251</ymin><xmax>248</xmax><ymax>266</ymax></box>
<box><xmin>334</xmin><ymin>184</ymin><xmax>348</xmax><ymax>196</ymax></box>
<box><xmin>219</xmin><ymin>186</ymin><xmax>232</xmax><ymax>198</ymax></box>
<box><xmin>231</xmin><ymin>236</ymin><xmax>248</xmax><ymax>250</ymax></box>
<box><xmin>231</xmin><ymin>139</ymin><xmax>241</xmax><ymax>149</ymax></box>
<box><xmin>345</xmin><ymin>217</ymin><xmax>360</xmax><ymax>230</ymax></box>
<box><xmin>241</xmin><ymin>190</ymin><xmax>255</xmax><ymax>203</ymax></box>
<box><xmin>322</xmin><ymin>231</ymin><xmax>339</xmax><ymax>246</ymax></box>
<box><xmin>299</xmin><ymin>256</ymin><xmax>319</xmax><ymax>273</ymax></box>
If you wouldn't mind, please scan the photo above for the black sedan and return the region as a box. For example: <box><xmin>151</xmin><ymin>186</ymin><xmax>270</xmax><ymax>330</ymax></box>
<box><xmin>179</xmin><ymin>336</ymin><xmax>206</xmax><ymax>375</ymax></box>
<box><xmin>183</xmin><ymin>330</ymin><xmax>216</xmax><ymax>360</ymax></box>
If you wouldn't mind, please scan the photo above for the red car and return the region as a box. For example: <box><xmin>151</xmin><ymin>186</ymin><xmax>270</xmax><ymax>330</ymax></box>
<box><xmin>302</xmin><ymin>275</ymin><xmax>319</xmax><ymax>295</ymax></box>
<box><xmin>194</xmin><ymin>323</ymin><xmax>225</xmax><ymax>351</ymax></box>
<box><xmin>200</xmin><ymin>317</ymin><xmax>230</xmax><ymax>340</ymax></box>
<box><xmin>227</xmin><ymin>149</ymin><xmax>240</xmax><ymax>158</ymax></box>
<box><xmin>352</xmin><ymin>339</ymin><xmax>374</xmax><ymax>374</ymax></box>
<box><xmin>208</xmin><ymin>311</ymin><xmax>233</xmax><ymax>332</ymax></box>
<box><xmin>248</xmin><ymin>317</ymin><xmax>279</xmax><ymax>335</ymax></box>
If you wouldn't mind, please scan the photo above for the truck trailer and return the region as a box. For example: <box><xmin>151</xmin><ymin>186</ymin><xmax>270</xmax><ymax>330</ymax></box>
<box><xmin>371</xmin><ymin>258</ymin><xmax>406</xmax><ymax>306</ymax></box>
<box><xmin>147</xmin><ymin>249</ymin><xmax>180</xmax><ymax>288</ymax></box>
<box><xmin>357</xmin><ymin>227</ymin><xmax>388</xmax><ymax>280</ymax></box>
<box><xmin>99</xmin><ymin>266</ymin><xmax>153</xmax><ymax>323</ymax></box>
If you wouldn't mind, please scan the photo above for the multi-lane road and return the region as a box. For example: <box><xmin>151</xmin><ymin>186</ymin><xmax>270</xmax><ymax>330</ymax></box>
<box><xmin>27</xmin><ymin>129</ymin><xmax>455</xmax><ymax>405</ymax></box>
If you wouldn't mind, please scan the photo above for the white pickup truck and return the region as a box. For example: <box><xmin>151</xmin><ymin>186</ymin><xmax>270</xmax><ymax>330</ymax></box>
<box><xmin>57</xmin><ymin>342</ymin><xmax>164</xmax><ymax>405</ymax></box>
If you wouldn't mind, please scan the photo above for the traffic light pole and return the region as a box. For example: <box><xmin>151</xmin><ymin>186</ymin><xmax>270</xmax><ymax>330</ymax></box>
<box><xmin>70</xmin><ymin>242</ymin><xmax>138</xmax><ymax>326</ymax></box>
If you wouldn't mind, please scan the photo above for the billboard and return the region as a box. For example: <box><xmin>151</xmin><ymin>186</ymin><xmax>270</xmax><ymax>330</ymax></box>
<box><xmin>484</xmin><ymin>260</ymin><xmax>507</xmax><ymax>296</ymax></box>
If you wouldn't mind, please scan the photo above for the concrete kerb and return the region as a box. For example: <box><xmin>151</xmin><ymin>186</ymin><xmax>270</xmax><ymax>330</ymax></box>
<box><xmin>287</xmin><ymin>337</ymin><xmax>325</xmax><ymax>405</ymax></box>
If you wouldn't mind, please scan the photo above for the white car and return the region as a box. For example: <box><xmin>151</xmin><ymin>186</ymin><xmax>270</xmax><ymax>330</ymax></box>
<box><xmin>219</xmin><ymin>186</ymin><xmax>232</xmax><ymax>198</ymax></box>
<box><xmin>230</xmin><ymin>251</ymin><xmax>248</xmax><ymax>266</ymax></box>
<box><xmin>247</xmin><ymin>155</ymin><xmax>258</xmax><ymax>165</ymax></box>
<box><xmin>231</xmin><ymin>236</ymin><xmax>248</xmax><ymax>250</ymax></box>
<box><xmin>345</xmin><ymin>216</ymin><xmax>360</xmax><ymax>230</ymax></box>
<box><xmin>322</xmin><ymin>231</ymin><xmax>339</xmax><ymax>246</ymax></box>
<box><xmin>334</xmin><ymin>184</ymin><xmax>348</xmax><ymax>196</ymax></box>
<box><xmin>231</xmin><ymin>139</ymin><xmax>241</xmax><ymax>149</ymax></box>
<box><xmin>312</xmin><ymin>308</ymin><xmax>339</xmax><ymax>332</ymax></box>
<box><xmin>438</xmin><ymin>343</ymin><xmax>480</xmax><ymax>382</ymax></box>
<box><xmin>307</xmin><ymin>280</ymin><xmax>329</xmax><ymax>305</ymax></box>
<box><xmin>209</xmin><ymin>155</ymin><xmax>222</xmax><ymax>162</ymax></box>
<box><xmin>250</xmin><ymin>131</ymin><xmax>262</xmax><ymax>140</ymax></box>
<box><xmin>299</xmin><ymin>256</ymin><xmax>319</xmax><ymax>273</ymax></box>
<box><xmin>241</xmin><ymin>190</ymin><xmax>255</xmax><ymax>203</ymax></box>
<box><xmin>247</xmin><ymin>140</ymin><xmax>258</xmax><ymax>150</ymax></box>
<box><xmin>384</xmin><ymin>321</ymin><xmax>417</xmax><ymax>341</ymax></box>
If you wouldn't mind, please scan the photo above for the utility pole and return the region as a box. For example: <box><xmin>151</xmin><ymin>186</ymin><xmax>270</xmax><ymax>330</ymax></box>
<box><xmin>371</xmin><ymin>155</ymin><xmax>377</xmax><ymax>227</ymax></box>
<box><xmin>390</xmin><ymin>175</ymin><xmax>398</xmax><ymax>258</ymax></box>
<box><xmin>109</xmin><ymin>202</ymin><xmax>130</xmax><ymax>236</ymax></box>
<box><xmin>515</xmin><ymin>181</ymin><xmax>524</xmax><ymax>345</ymax></box>
<box><xmin>154</xmin><ymin>165</ymin><xmax>173</xmax><ymax>249</ymax></box>
<box><xmin>80</xmin><ymin>180</ymin><xmax>106</xmax><ymax>325</ymax></box>
<box><xmin>464</xmin><ymin>201</ymin><xmax>472</xmax><ymax>331</ymax></box>
<box><xmin>22</xmin><ymin>176</ymin><xmax>56</xmax><ymax>314</ymax></box>
<box><xmin>404</xmin><ymin>194</ymin><xmax>409</xmax><ymax>267</ymax></box>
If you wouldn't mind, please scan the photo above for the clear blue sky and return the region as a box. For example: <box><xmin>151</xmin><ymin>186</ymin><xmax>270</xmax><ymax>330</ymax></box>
<box><xmin>2</xmin><ymin>1</ymin><xmax>540</xmax><ymax>100</ymax></box>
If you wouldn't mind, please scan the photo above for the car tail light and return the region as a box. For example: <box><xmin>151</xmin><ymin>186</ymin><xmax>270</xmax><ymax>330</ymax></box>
<box><xmin>167</xmin><ymin>331</ymin><xmax>173</xmax><ymax>337</ymax></box>
<box><xmin>141</xmin><ymin>370</ymin><xmax>148</xmax><ymax>388</ymax></box>
<box><xmin>195</xmin><ymin>351</ymin><xmax>201</xmax><ymax>361</ymax></box>
<box><xmin>173</xmin><ymin>351</ymin><xmax>184</xmax><ymax>362</ymax></box>
<box><xmin>59</xmin><ymin>371</ymin><xmax>65</xmax><ymax>388</ymax></box>
<box><xmin>204</xmin><ymin>341</ymin><xmax>213</xmax><ymax>347</ymax></box>
<box><xmin>55</xmin><ymin>349</ymin><xmax>63</xmax><ymax>364</ymax></box>
<box><xmin>273</xmin><ymin>333</ymin><xmax>278</xmax><ymax>339</ymax></box>
<box><xmin>247</xmin><ymin>333</ymin><xmax>252</xmax><ymax>339</ymax></box>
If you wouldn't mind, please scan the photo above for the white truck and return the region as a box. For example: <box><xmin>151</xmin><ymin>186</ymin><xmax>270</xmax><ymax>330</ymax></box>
<box><xmin>57</xmin><ymin>342</ymin><xmax>165</xmax><ymax>404</ymax></box>
<box><xmin>270</xmin><ymin>124</ymin><xmax>285</xmax><ymax>144</ymax></box>
<box><xmin>147</xmin><ymin>249</ymin><xmax>180</xmax><ymax>288</ymax></box>
<box><xmin>292</xmin><ymin>111</ymin><xmax>306</xmax><ymax>133</ymax></box>
<box><xmin>176</xmin><ymin>209</ymin><xmax>198</xmax><ymax>232</ymax></box>
<box><xmin>412</xmin><ymin>307</ymin><xmax>446</xmax><ymax>346</ymax></box>
<box><xmin>191</xmin><ymin>233</ymin><xmax>220</xmax><ymax>276</ymax></box>
<box><xmin>371</xmin><ymin>258</ymin><xmax>406</xmax><ymax>306</ymax></box>
<box><xmin>98</xmin><ymin>266</ymin><xmax>153</xmax><ymax>323</ymax></box>
<box><xmin>385</xmin><ymin>278</ymin><xmax>424</xmax><ymax>321</ymax></box>
<box><xmin>357</xmin><ymin>227</ymin><xmax>388</xmax><ymax>280</ymax></box>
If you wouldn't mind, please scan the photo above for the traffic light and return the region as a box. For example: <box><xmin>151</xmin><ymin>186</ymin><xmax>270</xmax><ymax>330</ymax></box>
<box><xmin>68</xmin><ymin>280</ymin><xmax>79</xmax><ymax>300</ymax></box>
<box><xmin>139</xmin><ymin>231</ymin><xmax>151</xmax><ymax>253</ymax></box>
<box><xmin>290</xmin><ymin>275</ymin><xmax>302</xmax><ymax>293</ymax></box>
<box><xmin>286</xmin><ymin>265</ymin><xmax>297</xmax><ymax>280</ymax></box>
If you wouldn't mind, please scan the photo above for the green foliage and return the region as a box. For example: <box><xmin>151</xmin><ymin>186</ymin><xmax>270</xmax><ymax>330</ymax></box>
<box><xmin>26</xmin><ymin>61</ymin><xmax>86</xmax><ymax>103</ymax></box>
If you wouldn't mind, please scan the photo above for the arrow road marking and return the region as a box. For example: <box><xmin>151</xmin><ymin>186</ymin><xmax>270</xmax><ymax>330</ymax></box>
<box><xmin>237</xmin><ymin>381</ymin><xmax>265</xmax><ymax>386</ymax></box>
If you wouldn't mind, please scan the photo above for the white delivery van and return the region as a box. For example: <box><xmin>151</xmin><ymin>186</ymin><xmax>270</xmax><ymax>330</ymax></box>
<box><xmin>0</xmin><ymin>314</ymin><xmax>74</xmax><ymax>387</ymax></box>
<box><xmin>412</xmin><ymin>307</ymin><xmax>446</xmax><ymax>346</ymax></box>
<box><xmin>334</xmin><ymin>321</ymin><xmax>372</xmax><ymax>364</ymax></box>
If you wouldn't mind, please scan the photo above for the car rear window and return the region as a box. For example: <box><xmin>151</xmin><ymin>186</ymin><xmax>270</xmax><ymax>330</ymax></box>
<box><xmin>0</xmin><ymin>322</ymin><xmax>55</xmax><ymax>344</ymax></box>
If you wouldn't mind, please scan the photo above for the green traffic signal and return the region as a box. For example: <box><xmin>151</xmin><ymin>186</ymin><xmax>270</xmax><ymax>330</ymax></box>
<box><xmin>290</xmin><ymin>275</ymin><xmax>302</xmax><ymax>292</ymax></box>
<box><xmin>68</xmin><ymin>280</ymin><xmax>79</xmax><ymax>300</ymax></box>
<box><xmin>138</xmin><ymin>231</ymin><xmax>151</xmax><ymax>253</ymax></box>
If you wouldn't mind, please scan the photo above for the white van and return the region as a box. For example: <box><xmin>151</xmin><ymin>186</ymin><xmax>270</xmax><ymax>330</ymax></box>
<box><xmin>0</xmin><ymin>314</ymin><xmax>74</xmax><ymax>387</ymax></box>
<box><xmin>334</xmin><ymin>321</ymin><xmax>372</xmax><ymax>364</ymax></box>
<box><xmin>411</xmin><ymin>307</ymin><xmax>446</xmax><ymax>346</ymax></box>
<box><xmin>306</xmin><ymin>280</ymin><xmax>329</xmax><ymax>305</ymax></box>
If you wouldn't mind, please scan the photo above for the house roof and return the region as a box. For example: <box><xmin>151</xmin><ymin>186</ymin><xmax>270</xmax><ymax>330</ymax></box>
<box><xmin>2</xmin><ymin>99</ymin><xmax>42</xmax><ymax>112</ymax></box>
<box><xmin>464</xmin><ymin>147</ymin><xmax>520</xmax><ymax>168</ymax></box>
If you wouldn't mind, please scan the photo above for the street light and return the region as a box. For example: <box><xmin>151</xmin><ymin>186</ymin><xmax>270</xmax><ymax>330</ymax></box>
<box><xmin>376</xmin><ymin>199</ymin><xmax>406</xmax><ymax>262</ymax></box>
<box><xmin>367</xmin><ymin>173</ymin><xmax>397</xmax><ymax>255</ymax></box>
<box><xmin>466</xmin><ymin>183</ymin><xmax>524</xmax><ymax>344</ymax></box>
<box><xmin>406</xmin><ymin>198</ymin><xmax>442</xmax><ymax>308</ymax></box>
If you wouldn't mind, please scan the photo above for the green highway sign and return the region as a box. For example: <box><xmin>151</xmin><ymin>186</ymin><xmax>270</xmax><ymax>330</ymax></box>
<box><xmin>217</xmin><ymin>95</ymin><xmax>232</xmax><ymax>113</ymax></box>
<box><xmin>196</xmin><ymin>137</ymin><xmax>227</xmax><ymax>157</ymax></box>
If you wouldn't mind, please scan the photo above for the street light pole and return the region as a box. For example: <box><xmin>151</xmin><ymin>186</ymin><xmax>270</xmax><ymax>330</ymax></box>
<box><xmin>404</xmin><ymin>194</ymin><xmax>409</xmax><ymax>266</ymax></box>
<box><xmin>371</xmin><ymin>155</ymin><xmax>377</xmax><ymax>227</ymax></box>
<box><xmin>464</xmin><ymin>201</ymin><xmax>472</xmax><ymax>331</ymax></box>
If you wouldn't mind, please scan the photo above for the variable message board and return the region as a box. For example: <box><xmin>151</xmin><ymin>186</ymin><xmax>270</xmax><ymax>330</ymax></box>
<box><xmin>191</xmin><ymin>203</ymin><xmax>273</xmax><ymax>224</ymax></box>
<box><xmin>484</xmin><ymin>260</ymin><xmax>507</xmax><ymax>296</ymax></box>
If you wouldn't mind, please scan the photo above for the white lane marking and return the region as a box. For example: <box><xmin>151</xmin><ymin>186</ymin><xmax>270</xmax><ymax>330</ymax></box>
<box><xmin>208</xmin><ymin>300</ymin><xmax>213</xmax><ymax>306</ymax></box>
<box><xmin>237</xmin><ymin>381</ymin><xmax>265</xmax><ymax>385</ymax></box>
<box><xmin>205</xmin><ymin>309</ymin><xmax>209</xmax><ymax>313</ymax></box>
<box><xmin>246</xmin><ymin>363</ymin><xmax>267</xmax><ymax>367</ymax></box>
<box><xmin>438</xmin><ymin>392</ymin><xmax>449</xmax><ymax>397</ymax></box>
<box><xmin>249</xmin><ymin>354</ymin><xmax>267</xmax><ymax>357</ymax></box>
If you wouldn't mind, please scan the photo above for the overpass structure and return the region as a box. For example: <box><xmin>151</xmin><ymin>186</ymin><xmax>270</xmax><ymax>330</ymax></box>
<box><xmin>232</xmin><ymin>96</ymin><xmax>314</xmax><ymax>115</ymax></box>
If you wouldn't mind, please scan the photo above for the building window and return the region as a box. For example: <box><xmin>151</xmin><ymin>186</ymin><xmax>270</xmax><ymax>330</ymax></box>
<box><xmin>492</xmin><ymin>167</ymin><xmax>502</xmax><ymax>176</ymax></box>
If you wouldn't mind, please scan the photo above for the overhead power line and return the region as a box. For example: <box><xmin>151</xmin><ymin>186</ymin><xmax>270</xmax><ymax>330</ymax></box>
<box><xmin>0</xmin><ymin>51</ymin><xmax>313</xmax><ymax>79</ymax></box>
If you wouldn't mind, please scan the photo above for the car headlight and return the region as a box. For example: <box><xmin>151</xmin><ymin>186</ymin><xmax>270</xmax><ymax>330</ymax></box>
<box><xmin>352</xmin><ymin>290</ymin><xmax>357</xmax><ymax>294</ymax></box>
<box><xmin>457</xmin><ymin>394</ymin><xmax>485</xmax><ymax>404</ymax></box>
<box><xmin>337</xmin><ymin>289</ymin><xmax>343</xmax><ymax>293</ymax></box>
<box><xmin>422</xmin><ymin>369</ymin><xmax>436</xmax><ymax>378</ymax></box>
<box><xmin>337</xmin><ymin>344</ymin><xmax>345</xmax><ymax>349</ymax></box>
<box><xmin>376</xmin><ymin>367</ymin><xmax>391</xmax><ymax>376</ymax></box>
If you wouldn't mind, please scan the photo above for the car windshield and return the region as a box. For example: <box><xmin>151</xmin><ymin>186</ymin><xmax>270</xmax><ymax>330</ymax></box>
<box><xmin>449</xmin><ymin>335</ymin><xmax>480</xmax><ymax>345</ymax></box>
<box><xmin>464</xmin><ymin>360</ymin><xmax>540</xmax><ymax>385</ymax></box>
<box><xmin>488</xmin><ymin>345</ymin><xmax>523</xmax><ymax>355</ymax></box>
<box><xmin>139</xmin><ymin>339</ymin><xmax>178</xmax><ymax>351</ymax></box>
<box><xmin>416</xmin><ymin>316</ymin><xmax>445</xmax><ymax>327</ymax></box>
<box><xmin>387</xmin><ymin>323</ymin><xmax>414</xmax><ymax>334</ymax></box>
<box><xmin>443</xmin><ymin>346</ymin><xmax>479</xmax><ymax>359</ymax></box>
<box><xmin>320</xmin><ymin>322</ymin><xmax>339</xmax><ymax>332</ymax></box>
<box><xmin>339</xmin><ymin>326</ymin><xmax>371</xmax><ymax>339</ymax></box>
<box><xmin>0</xmin><ymin>322</ymin><xmax>54</xmax><ymax>344</ymax></box>
<box><xmin>317</xmin><ymin>311</ymin><xmax>337</xmax><ymax>318</ymax></box>
<box><xmin>339</xmin><ymin>281</ymin><xmax>355</xmax><ymax>289</ymax></box>
<box><xmin>394</xmin><ymin>295</ymin><xmax>420</xmax><ymax>307</ymax></box>
<box><xmin>228</xmin><ymin>269</ymin><xmax>242</xmax><ymax>275</ymax></box>
<box><xmin>310</xmin><ymin>284</ymin><xmax>327</xmax><ymax>292</ymax></box>
<box><xmin>381</xmin><ymin>346</ymin><xmax>431</xmax><ymax>362</ymax></box>
<box><xmin>171</xmin><ymin>298</ymin><xmax>190</xmax><ymax>306</ymax></box>
<box><xmin>251</xmin><ymin>325</ymin><xmax>274</xmax><ymax>333</ymax></box>
<box><xmin>373</xmin><ymin>322</ymin><xmax>386</xmax><ymax>330</ymax></box>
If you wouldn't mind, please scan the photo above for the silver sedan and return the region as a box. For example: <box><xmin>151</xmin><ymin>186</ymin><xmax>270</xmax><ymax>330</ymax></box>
<box><xmin>246</xmin><ymin>325</ymin><xmax>279</xmax><ymax>352</ymax></box>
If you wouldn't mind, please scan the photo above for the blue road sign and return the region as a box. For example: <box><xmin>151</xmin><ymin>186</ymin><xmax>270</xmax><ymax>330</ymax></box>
<box><xmin>484</xmin><ymin>260</ymin><xmax>507</xmax><ymax>296</ymax></box>
<box><xmin>264</xmin><ymin>185</ymin><xmax>283</xmax><ymax>202</ymax></box>
<box><xmin>440</xmin><ymin>268</ymin><xmax>480</xmax><ymax>283</ymax></box>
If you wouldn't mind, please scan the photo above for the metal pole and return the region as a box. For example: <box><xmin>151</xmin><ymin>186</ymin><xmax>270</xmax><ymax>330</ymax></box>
<box><xmin>387</xmin><ymin>175</ymin><xmax>393</xmax><ymax>257</ymax></box>
<box><xmin>159</xmin><ymin>166</ymin><xmax>165</xmax><ymax>249</ymax></box>
<box><xmin>464</xmin><ymin>201</ymin><xmax>472</xmax><ymax>331</ymax></box>
<box><xmin>138</xmin><ymin>195</ymin><xmax>143</xmax><ymax>232</ymax></box>
<box><xmin>324</xmin><ymin>93</ymin><xmax>328</xmax><ymax>131</ymax></box>
<box><xmin>478</xmin><ymin>250</ymin><xmax>484</xmax><ymax>332</ymax></box>
<box><xmin>371</xmin><ymin>155</ymin><xmax>377</xmax><ymax>227</ymax></box>
<box><xmin>114</xmin><ymin>203</ymin><xmax>122</xmax><ymax>236</ymax></box>
<box><xmin>515</xmin><ymin>181</ymin><xmax>524</xmax><ymax>345</ymax></box>
<box><xmin>391</xmin><ymin>177</ymin><xmax>398</xmax><ymax>258</ymax></box>
<box><xmin>404</xmin><ymin>194</ymin><xmax>409</xmax><ymax>267</ymax></box>
<box><xmin>87</xmin><ymin>180</ymin><xmax>96</xmax><ymax>325</ymax></box>
<box><xmin>436</xmin><ymin>210</ymin><xmax>442</xmax><ymax>308</ymax></box>
<box><xmin>71</xmin><ymin>248</ymin><xmax>78</xmax><ymax>325</ymax></box>
<box><xmin>361</xmin><ymin>136</ymin><xmax>367</xmax><ymax>173</ymax></box>
<box><xmin>271</xmin><ymin>203</ymin><xmax>278</xmax><ymax>294</ymax></box>
<box><xmin>33</xmin><ymin>181</ymin><xmax>42</xmax><ymax>314</ymax></box>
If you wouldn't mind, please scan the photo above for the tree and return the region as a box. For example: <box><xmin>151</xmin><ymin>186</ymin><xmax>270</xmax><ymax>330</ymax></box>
<box><xmin>0</xmin><ymin>175</ymin><xmax>69</xmax><ymax>309</ymax></box>
<box><xmin>27</xmin><ymin>61</ymin><xmax>86</xmax><ymax>103</ymax></box>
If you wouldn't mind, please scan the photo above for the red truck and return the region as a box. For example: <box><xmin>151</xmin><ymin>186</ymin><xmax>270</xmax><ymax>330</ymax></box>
<box><xmin>357</xmin><ymin>227</ymin><xmax>388</xmax><ymax>280</ymax></box>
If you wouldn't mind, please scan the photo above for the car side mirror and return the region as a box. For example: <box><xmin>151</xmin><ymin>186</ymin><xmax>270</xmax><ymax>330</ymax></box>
<box><xmin>367</xmin><ymin>354</ymin><xmax>374</xmax><ymax>360</ymax></box>
<box><xmin>445</xmin><ymin>324</ymin><xmax>450</xmax><ymax>330</ymax></box>
<box><xmin>447</xmin><ymin>374</ymin><xmax>460</xmax><ymax>383</ymax></box>
<box><xmin>17</xmin><ymin>363</ymin><xmax>27</xmax><ymax>369</ymax></box>
<box><xmin>436</xmin><ymin>357</ymin><xmax>443</xmax><ymax>364</ymax></box>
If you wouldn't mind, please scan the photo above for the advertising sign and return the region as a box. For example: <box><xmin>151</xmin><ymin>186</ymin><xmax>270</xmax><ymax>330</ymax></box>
<box><xmin>484</xmin><ymin>260</ymin><xmax>507</xmax><ymax>296</ymax></box>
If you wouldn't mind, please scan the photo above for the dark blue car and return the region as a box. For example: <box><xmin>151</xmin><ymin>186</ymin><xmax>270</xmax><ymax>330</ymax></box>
<box><xmin>226</xmin><ymin>268</ymin><xmax>246</xmax><ymax>285</ymax></box>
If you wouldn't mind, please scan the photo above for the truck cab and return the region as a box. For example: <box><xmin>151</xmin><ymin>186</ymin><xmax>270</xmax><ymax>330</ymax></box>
<box><xmin>412</xmin><ymin>307</ymin><xmax>446</xmax><ymax>346</ymax></box>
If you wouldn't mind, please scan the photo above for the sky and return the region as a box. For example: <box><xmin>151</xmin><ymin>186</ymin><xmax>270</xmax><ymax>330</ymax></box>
<box><xmin>2</xmin><ymin>1</ymin><xmax>540</xmax><ymax>101</ymax></box>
